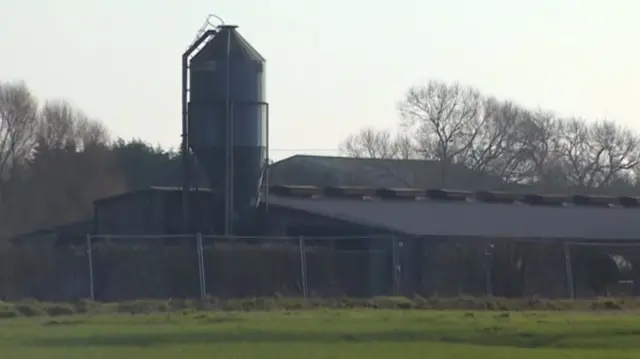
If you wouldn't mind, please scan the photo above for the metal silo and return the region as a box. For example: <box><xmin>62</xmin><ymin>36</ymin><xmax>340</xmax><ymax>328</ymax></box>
<box><xmin>182</xmin><ymin>23</ymin><xmax>268</xmax><ymax>236</ymax></box>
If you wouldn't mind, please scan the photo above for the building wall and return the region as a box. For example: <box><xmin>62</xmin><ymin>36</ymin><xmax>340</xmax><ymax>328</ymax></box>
<box><xmin>94</xmin><ymin>191</ymin><xmax>165</xmax><ymax>235</ymax></box>
<box><xmin>164</xmin><ymin>190</ymin><xmax>217</xmax><ymax>234</ymax></box>
<box><xmin>93</xmin><ymin>189</ymin><xmax>219</xmax><ymax>236</ymax></box>
<box><xmin>260</xmin><ymin>204</ymin><xmax>396</xmax><ymax>297</ymax></box>
<box><xmin>11</xmin><ymin>221</ymin><xmax>93</xmax><ymax>247</ymax></box>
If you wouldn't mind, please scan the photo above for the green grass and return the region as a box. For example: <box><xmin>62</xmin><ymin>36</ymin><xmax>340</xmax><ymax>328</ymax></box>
<box><xmin>1</xmin><ymin>308</ymin><xmax>640</xmax><ymax>358</ymax></box>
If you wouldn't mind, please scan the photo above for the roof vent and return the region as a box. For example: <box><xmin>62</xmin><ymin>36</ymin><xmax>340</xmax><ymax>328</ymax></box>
<box><xmin>322</xmin><ymin>186</ymin><xmax>374</xmax><ymax>199</ymax></box>
<box><xmin>425</xmin><ymin>189</ymin><xmax>471</xmax><ymax>202</ymax></box>
<box><xmin>571</xmin><ymin>195</ymin><xmax>614</xmax><ymax>207</ymax></box>
<box><xmin>521</xmin><ymin>194</ymin><xmax>568</xmax><ymax>206</ymax></box>
<box><xmin>619</xmin><ymin>196</ymin><xmax>640</xmax><ymax>207</ymax></box>
<box><xmin>270</xmin><ymin>185</ymin><xmax>319</xmax><ymax>198</ymax></box>
<box><xmin>375</xmin><ymin>188</ymin><xmax>423</xmax><ymax>200</ymax></box>
<box><xmin>474</xmin><ymin>191</ymin><xmax>519</xmax><ymax>204</ymax></box>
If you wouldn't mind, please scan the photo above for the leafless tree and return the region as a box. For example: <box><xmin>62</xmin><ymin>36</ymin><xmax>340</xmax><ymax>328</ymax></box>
<box><xmin>0</xmin><ymin>82</ymin><xmax>39</xmax><ymax>198</ymax></box>
<box><xmin>38</xmin><ymin>101</ymin><xmax>77</xmax><ymax>149</ymax></box>
<box><xmin>510</xmin><ymin>110</ymin><xmax>563</xmax><ymax>186</ymax></box>
<box><xmin>37</xmin><ymin>100</ymin><xmax>110</xmax><ymax>151</ymax></box>
<box><xmin>398</xmin><ymin>80</ymin><xmax>485</xmax><ymax>164</ymax></box>
<box><xmin>76</xmin><ymin>117</ymin><xmax>110</xmax><ymax>148</ymax></box>
<box><xmin>464</xmin><ymin>99</ymin><xmax>530</xmax><ymax>178</ymax></box>
<box><xmin>344</xmin><ymin>81</ymin><xmax>555</xmax><ymax>188</ymax></box>
<box><xmin>343</xmin><ymin>79</ymin><xmax>640</xmax><ymax>194</ymax></box>
<box><xmin>556</xmin><ymin>118</ymin><xmax>640</xmax><ymax>189</ymax></box>
<box><xmin>339</xmin><ymin>127</ymin><xmax>416</xmax><ymax>159</ymax></box>
<box><xmin>397</xmin><ymin>80</ymin><xmax>489</xmax><ymax>186</ymax></box>
<box><xmin>473</xmin><ymin>105</ymin><xmax>567</xmax><ymax>188</ymax></box>
<box><xmin>393</xmin><ymin>132</ymin><xmax>415</xmax><ymax>160</ymax></box>
<box><xmin>338</xmin><ymin>127</ymin><xmax>421</xmax><ymax>187</ymax></box>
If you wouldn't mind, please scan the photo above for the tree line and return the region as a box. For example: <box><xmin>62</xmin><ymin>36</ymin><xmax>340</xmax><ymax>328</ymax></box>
<box><xmin>340</xmin><ymin>79</ymin><xmax>640</xmax><ymax>194</ymax></box>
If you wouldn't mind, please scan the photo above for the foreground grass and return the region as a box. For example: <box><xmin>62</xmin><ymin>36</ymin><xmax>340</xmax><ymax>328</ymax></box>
<box><xmin>1</xmin><ymin>308</ymin><xmax>640</xmax><ymax>358</ymax></box>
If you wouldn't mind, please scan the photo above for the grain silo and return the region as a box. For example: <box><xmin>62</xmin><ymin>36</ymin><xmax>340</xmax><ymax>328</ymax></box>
<box><xmin>182</xmin><ymin>24</ymin><xmax>268</xmax><ymax>235</ymax></box>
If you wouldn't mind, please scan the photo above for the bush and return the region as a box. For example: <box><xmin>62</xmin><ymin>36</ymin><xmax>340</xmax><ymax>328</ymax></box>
<box><xmin>44</xmin><ymin>303</ymin><xmax>75</xmax><ymax>316</ymax></box>
<box><xmin>0</xmin><ymin>302</ymin><xmax>18</xmax><ymax>318</ymax></box>
<box><xmin>116</xmin><ymin>300</ymin><xmax>170</xmax><ymax>314</ymax></box>
<box><xmin>73</xmin><ymin>299</ymin><xmax>101</xmax><ymax>314</ymax></box>
<box><xmin>371</xmin><ymin>296</ymin><xmax>415</xmax><ymax>309</ymax></box>
<box><xmin>591</xmin><ymin>297</ymin><xmax>624</xmax><ymax>310</ymax></box>
<box><xmin>14</xmin><ymin>300</ymin><xmax>47</xmax><ymax>317</ymax></box>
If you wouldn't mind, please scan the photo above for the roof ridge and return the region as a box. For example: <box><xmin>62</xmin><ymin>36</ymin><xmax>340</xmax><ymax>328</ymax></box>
<box><xmin>266</xmin><ymin>185</ymin><xmax>640</xmax><ymax>208</ymax></box>
<box><xmin>279</xmin><ymin>154</ymin><xmax>438</xmax><ymax>163</ymax></box>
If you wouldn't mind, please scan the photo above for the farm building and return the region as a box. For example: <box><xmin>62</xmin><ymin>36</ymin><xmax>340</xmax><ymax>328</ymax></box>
<box><xmin>6</xmin><ymin>23</ymin><xmax>640</xmax><ymax>301</ymax></box>
<box><xmin>8</xmin><ymin>154</ymin><xmax>640</xmax><ymax>301</ymax></box>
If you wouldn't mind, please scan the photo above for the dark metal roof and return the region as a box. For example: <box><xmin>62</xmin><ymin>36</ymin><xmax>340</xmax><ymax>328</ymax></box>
<box><xmin>9</xmin><ymin>220</ymin><xmax>93</xmax><ymax>245</ymax></box>
<box><xmin>93</xmin><ymin>187</ymin><xmax>212</xmax><ymax>206</ymax></box>
<box><xmin>267</xmin><ymin>155</ymin><xmax>509</xmax><ymax>189</ymax></box>
<box><xmin>87</xmin><ymin>185</ymin><xmax>640</xmax><ymax>240</ymax></box>
<box><xmin>264</xmin><ymin>185</ymin><xmax>640</xmax><ymax>240</ymax></box>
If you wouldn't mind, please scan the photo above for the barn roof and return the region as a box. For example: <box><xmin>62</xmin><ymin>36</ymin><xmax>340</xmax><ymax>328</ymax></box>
<box><xmin>264</xmin><ymin>185</ymin><xmax>640</xmax><ymax>241</ymax></box>
<box><xmin>268</xmin><ymin>155</ymin><xmax>506</xmax><ymax>189</ymax></box>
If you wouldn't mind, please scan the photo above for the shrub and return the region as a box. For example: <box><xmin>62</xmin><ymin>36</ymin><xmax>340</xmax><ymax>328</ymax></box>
<box><xmin>116</xmin><ymin>300</ymin><xmax>170</xmax><ymax>314</ymax></box>
<box><xmin>14</xmin><ymin>300</ymin><xmax>47</xmax><ymax>317</ymax></box>
<box><xmin>44</xmin><ymin>303</ymin><xmax>76</xmax><ymax>316</ymax></box>
<box><xmin>0</xmin><ymin>302</ymin><xmax>18</xmax><ymax>318</ymax></box>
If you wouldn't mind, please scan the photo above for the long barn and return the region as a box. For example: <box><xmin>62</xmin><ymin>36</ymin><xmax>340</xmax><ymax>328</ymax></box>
<box><xmin>9</xmin><ymin>155</ymin><xmax>640</xmax><ymax>300</ymax></box>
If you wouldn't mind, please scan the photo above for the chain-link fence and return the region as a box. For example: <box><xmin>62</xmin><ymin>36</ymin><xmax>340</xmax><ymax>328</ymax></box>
<box><xmin>1</xmin><ymin>235</ymin><xmax>638</xmax><ymax>301</ymax></box>
<box><xmin>0</xmin><ymin>245</ymin><xmax>88</xmax><ymax>301</ymax></box>
<box><xmin>84</xmin><ymin>234</ymin><xmax>398</xmax><ymax>300</ymax></box>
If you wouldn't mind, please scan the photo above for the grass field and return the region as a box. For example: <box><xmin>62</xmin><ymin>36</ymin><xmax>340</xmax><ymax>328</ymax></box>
<box><xmin>2</xmin><ymin>307</ymin><xmax>640</xmax><ymax>358</ymax></box>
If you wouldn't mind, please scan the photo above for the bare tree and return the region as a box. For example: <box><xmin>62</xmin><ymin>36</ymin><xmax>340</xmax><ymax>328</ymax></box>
<box><xmin>339</xmin><ymin>127</ymin><xmax>416</xmax><ymax>159</ymax></box>
<box><xmin>38</xmin><ymin>101</ymin><xmax>77</xmax><ymax>150</ymax></box>
<box><xmin>37</xmin><ymin>100</ymin><xmax>110</xmax><ymax>151</ymax></box>
<box><xmin>398</xmin><ymin>80</ymin><xmax>487</xmax><ymax>185</ymax></box>
<box><xmin>338</xmin><ymin>127</ymin><xmax>421</xmax><ymax>187</ymax></box>
<box><xmin>344</xmin><ymin>81</ymin><xmax>550</xmax><ymax>188</ymax></box>
<box><xmin>472</xmin><ymin>105</ymin><xmax>568</xmax><ymax>188</ymax></box>
<box><xmin>510</xmin><ymin>110</ymin><xmax>563</xmax><ymax>186</ymax></box>
<box><xmin>398</xmin><ymin>80</ymin><xmax>484</xmax><ymax>162</ymax></box>
<box><xmin>464</xmin><ymin>99</ymin><xmax>530</xmax><ymax>178</ymax></box>
<box><xmin>76</xmin><ymin>118</ymin><xmax>110</xmax><ymax>148</ymax></box>
<box><xmin>0</xmin><ymin>82</ymin><xmax>39</xmax><ymax>198</ymax></box>
<box><xmin>343</xmin><ymin>78</ymin><xmax>640</xmax><ymax>194</ymax></box>
<box><xmin>556</xmin><ymin>118</ymin><xmax>640</xmax><ymax>190</ymax></box>
<box><xmin>393</xmin><ymin>132</ymin><xmax>415</xmax><ymax>160</ymax></box>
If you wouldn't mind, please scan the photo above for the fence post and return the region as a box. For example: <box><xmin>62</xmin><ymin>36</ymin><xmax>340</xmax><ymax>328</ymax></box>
<box><xmin>391</xmin><ymin>235</ymin><xmax>401</xmax><ymax>295</ymax></box>
<box><xmin>484</xmin><ymin>242</ymin><xmax>494</xmax><ymax>297</ymax></box>
<box><xmin>196</xmin><ymin>233</ymin><xmax>206</xmax><ymax>299</ymax></box>
<box><xmin>299</xmin><ymin>236</ymin><xmax>309</xmax><ymax>298</ymax></box>
<box><xmin>86</xmin><ymin>233</ymin><xmax>95</xmax><ymax>301</ymax></box>
<box><xmin>563</xmin><ymin>241</ymin><xmax>575</xmax><ymax>299</ymax></box>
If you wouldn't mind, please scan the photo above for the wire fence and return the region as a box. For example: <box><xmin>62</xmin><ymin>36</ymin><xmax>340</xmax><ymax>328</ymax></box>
<box><xmin>81</xmin><ymin>235</ymin><xmax>395</xmax><ymax>301</ymax></box>
<box><xmin>0</xmin><ymin>235</ymin><xmax>638</xmax><ymax>301</ymax></box>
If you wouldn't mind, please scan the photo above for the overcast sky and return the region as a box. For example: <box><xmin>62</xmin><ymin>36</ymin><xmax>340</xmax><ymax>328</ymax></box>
<box><xmin>1</xmin><ymin>0</ymin><xmax>638</xmax><ymax>160</ymax></box>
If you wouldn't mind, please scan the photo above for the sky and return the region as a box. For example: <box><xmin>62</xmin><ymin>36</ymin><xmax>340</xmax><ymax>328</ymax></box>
<box><xmin>0</xmin><ymin>0</ymin><xmax>638</xmax><ymax>161</ymax></box>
